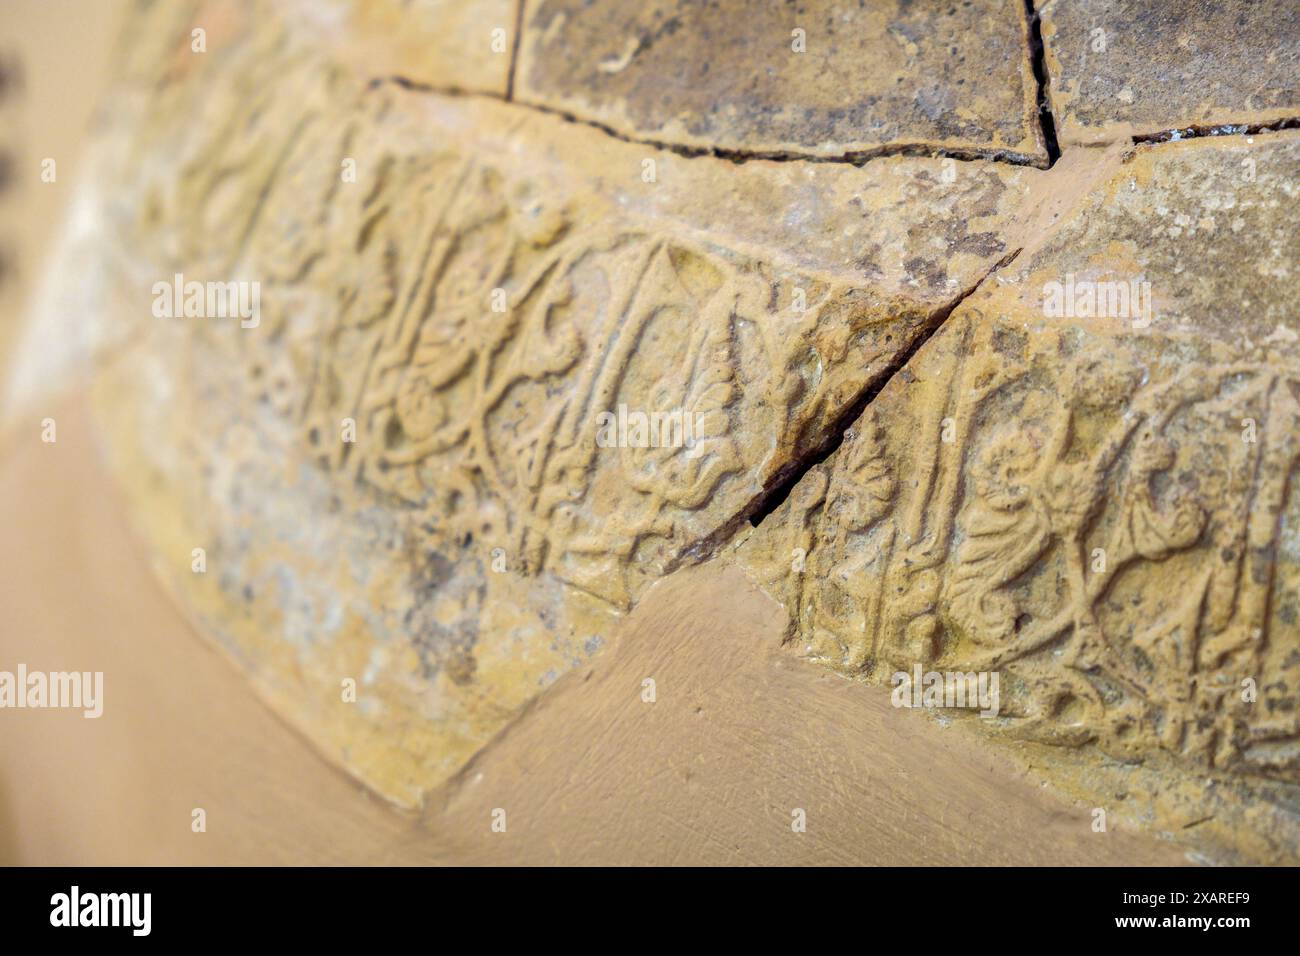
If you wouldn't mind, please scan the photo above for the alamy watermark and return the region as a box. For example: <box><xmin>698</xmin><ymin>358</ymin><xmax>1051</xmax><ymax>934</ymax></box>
<box><xmin>1042</xmin><ymin>273</ymin><xmax>1151</xmax><ymax>329</ymax></box>
<box><xmin>595</xmin><ymin>404</ymin><xmax>706</xmax><ymax>457</ymax></box>
<box><xmin>0</xmin><ymin>665</ymin><xmax>103</xmax><ymax>718</ymax></box>
<box><xmin>50</xmin><ymin>886</ymin><xmax>150</xmax><ymax>936</ymax></box>
<box><xmin>152</xmin><ymin>272</ymin><xmax>261</xmax><ymax>328</ymax></box>
<box><xmin>891</xmin><ymin>664</ymin><xmax>1000</xmax><ymax>718</ymax></box>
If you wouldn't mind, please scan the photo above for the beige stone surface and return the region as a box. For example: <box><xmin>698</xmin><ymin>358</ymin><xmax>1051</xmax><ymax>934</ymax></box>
<box><xmin>7</xmin><ymin>0</ymin><xmax>1298</xmax><ymax>863</ymax></box>
<box><xmin>516</xmin><ymin>0</ymin><xmax>1048</xmax><ymax>164</ymax></box>
<box><xmin>73</xmin><ymin>0</ymin><xmax>1044</xmax><ymax>806</ymax></box>
<box><xmin>1041</xmin><ymin>0</ymin><xmax>1300</xmax><ymax>145</ymax></box>
<box><xmin>737</xmin><ymin>131</ymin><xmax>1300</xmax><ymax>863</ymax></box>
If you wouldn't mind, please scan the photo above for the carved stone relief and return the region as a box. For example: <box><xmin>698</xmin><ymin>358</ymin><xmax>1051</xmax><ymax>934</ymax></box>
<box><xmin>14</xmin><ymin>0</ymin><xmax>1296</xmax><ymax>862</ymax></box>
<box><xmin>79</xmin><ymin>0</ymin><xmax>1044</xmax><ymax>803</ymax></box>
<box><xmin>738</xmin><ymin>132</ymin><xmax>1300</xmax><ymax>859</ymax></box>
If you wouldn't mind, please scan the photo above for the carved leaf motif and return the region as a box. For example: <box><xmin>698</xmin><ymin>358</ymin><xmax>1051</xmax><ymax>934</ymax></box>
<box><xmin>626</xmin><ymin>314</ymin><xmax>741</xmax><ymax>510</ymax></box>
<box><xmin>827</xmin><ymin>419</ymin><xmax>896</xmax><ymax>533</ymax></box>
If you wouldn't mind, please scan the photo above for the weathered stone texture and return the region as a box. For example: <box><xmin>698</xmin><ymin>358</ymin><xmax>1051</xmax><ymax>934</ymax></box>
<box><xmin>80</xmin><ymin>0</ymin><xmax>1043</xmax><ymax>804</ymax></box>
<box><xmin>1041</xmin><ymin>0</ymin><xmax>1300</xmax><ymax>144</ymax></box>
<box><xmin>517</xmin><ymin>0</ymin><xmax>1048</xmax><ymax>163</ymax></box>
<box><xmin>739</xmin><ymin>132</ymin><xmax>1300</xmax><ymax>861</ymax></box>
<box><xmin>21</xmin><ymin>0</ymin><xmax>1296</xmax><ymax>860</ymax></box>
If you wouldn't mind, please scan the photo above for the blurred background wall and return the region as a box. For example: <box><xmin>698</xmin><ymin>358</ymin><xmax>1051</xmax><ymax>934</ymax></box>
<box><xmin>0</xmin><ymin>0</ymin><xmax>127</xmax><ymax>376</ymax></box>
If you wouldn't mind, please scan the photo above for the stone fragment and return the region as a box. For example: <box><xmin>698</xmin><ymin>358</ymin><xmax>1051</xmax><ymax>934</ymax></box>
<box><xmin>516</xmin><ymin>0</ymin><xmax>1048</xmax><ymax>164</ymax></box>
<box><xmin>73</xmin><ymin>0</ymin><xmax>1042</xmax><ymax>804</ymax></box>
<box><xmin>1040</xmin><ymin>0</ymin><xmax>1300</xmax><ymax>144</ymax></box>
<box><xmin>741</xmin><ymin>131</ymin><xmax>1300</xmax><ymax>860</ymax></box>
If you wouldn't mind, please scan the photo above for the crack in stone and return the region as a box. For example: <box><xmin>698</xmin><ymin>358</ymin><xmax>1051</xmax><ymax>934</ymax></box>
<box><xmin>662</xmin><ymin>249</ymin><xmax>1020</xmax><ymax>573</ymax></box>
<box><xmin>372</xmin><ymin>75</ymin><xmax>1051</xmax><ymax>169</ymax></box>
<box><xmin>1023</xmin><ymin>0</ymin><xmax>1062</xmax><ymax>166</ymax></box>
<box><xmin>365</xmin><ymin>61</ymin><xmax>1300</xmax><ymax>578</ymax></box>
<box><xmin>506</xmin><ymin>0</ymin><xmax>525</xmax><ymax>101</ymax></box>
<box><xmin>741</xmin><ymin>247</ymin><xmax>1022</xmax><ymax>533</ymax></box>
<box><xmin>375</xmin><ymin>73</ymin><xmax>1300</xmax><ymax>174</ymax></box>
<box><xmin>1132</xmin><ymin>117</ymin><xmax>1300</xmax><ymax>145</ymax></box>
